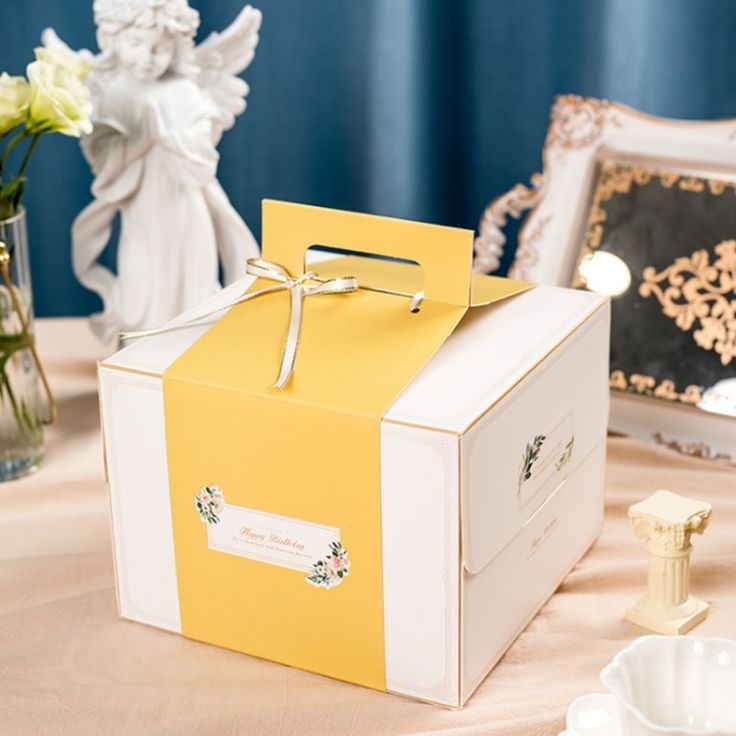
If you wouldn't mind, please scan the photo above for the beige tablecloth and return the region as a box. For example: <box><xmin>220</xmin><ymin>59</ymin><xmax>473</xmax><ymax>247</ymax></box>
<box><xmin>1</xmin><ymin>318</ymin><xmax>734</xmax><ymax>736</ymax></box>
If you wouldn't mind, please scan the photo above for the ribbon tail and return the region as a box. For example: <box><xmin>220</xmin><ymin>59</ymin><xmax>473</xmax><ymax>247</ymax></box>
<box><xmin>121</xmin><ymin>282</ymin><xmax>289</xmax><ymax>342</ymax></box>
<box><xmin>272</xmin><ymin>283</ymin><xmax>304</xmax><ymax>389</ymax></box>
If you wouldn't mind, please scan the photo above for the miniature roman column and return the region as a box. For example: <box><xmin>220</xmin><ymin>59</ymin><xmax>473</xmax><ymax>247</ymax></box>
<box><xmin>626</xmin><ymin>489</ymin><xmax>712</xmax><ymax>635</ymax></box>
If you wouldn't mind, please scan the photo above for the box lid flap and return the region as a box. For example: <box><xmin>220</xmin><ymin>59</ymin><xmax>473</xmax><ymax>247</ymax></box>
<box><xmin>458</xmin><ymin>300</ymin><xmax>610</xmax><ymax>575</ymax></box>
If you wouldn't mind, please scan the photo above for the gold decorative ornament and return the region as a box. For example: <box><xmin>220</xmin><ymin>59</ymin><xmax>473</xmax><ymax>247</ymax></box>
<box><xmin>609</xmin><ymin>370</ymin><xmax>628</xmax><ymax>391</ymax></box>
<box><xmin>609</xmin><ymin>370</ymin><xmax>702</xmax><ymax>405</ymax></box>
<box><xmin>576</xmin><ymin>162</ymin><xmax>653</xmax><ymax>281</ymax></box>
<box><xmin>678</xmin><ymin>177</ymin><xmax>705</xmax><ymax>193</ymax></box>
<box><xmin>508</xmin><ymin>213</ymin><xmax>553</xmax><ymax>281</ymax></box>
<box><xmin>628</xmin><ymin>373</ymin><xmax>656</xmax><ymax>394</ymax></box>
<box><xmin>473</xmin><ymin>173</ymin><xmax>545</xmax><ymax>274</ymax></box>
<box><xmin>581</xmin><ymin>163</ymin><xmax>736</xmax><ymax>406</ymax></box>
<box><xmin>708</xmin><ymin>179</ymin><xmax>728</xmax><ymax>196</ymax></box>
<box><xmin>578</xmin><ymin>162</ymin><xmax>736</xmax><ymax>284</ymax></box>
<box><xmin>653</xmin><ymin>432</ymin><xmax>732</xmax><ymax>463</ymax></box>
<box><xmin>546</xmin><ymin>95</ymin><xmax>610</xmax><ymax>150</ymax></box>
<box><xmin>639</xmin><ymin>240</ymin><xmax>736</xmax><ymax>367</ymax></box>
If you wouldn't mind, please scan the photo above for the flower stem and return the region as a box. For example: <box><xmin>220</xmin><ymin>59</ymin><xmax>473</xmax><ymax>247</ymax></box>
<box><xmin>16</xmin><ymin>133</ymin><xmax>41</xmax><ymax>181</ymax></box>
<box><xmin>0</xmin><ymin>129</ymin><xmax>27</xmax><ymax>177</ymax></box>
<box><xmin>9</xmin><ymin>133</ymin><xmax>42</xmax><ymax>212</ymax></box>
<box><xmin>0</xmin><ymin>330</ymin><xmax>40</xmax><ymax>446</ymax></box>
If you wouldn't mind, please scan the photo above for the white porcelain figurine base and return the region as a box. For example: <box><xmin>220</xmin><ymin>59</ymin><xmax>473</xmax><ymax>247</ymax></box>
<box><xmin>626</xmin><ymin>490</ymin><xmax>711</xmax><ymax>636</ymax></box>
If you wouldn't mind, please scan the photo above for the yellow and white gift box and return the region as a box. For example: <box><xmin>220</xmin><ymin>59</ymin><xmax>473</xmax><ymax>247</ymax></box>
<box><xmin>98</xmin><ymin>201</ymin><xmax>610</xmax><ymax>707</ymax></box>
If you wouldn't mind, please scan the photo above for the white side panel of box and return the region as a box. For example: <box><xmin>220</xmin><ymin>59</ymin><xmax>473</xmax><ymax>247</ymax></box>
<box><xmin>461</xmin><ymin>440</ymin><xmax>606</xmax><ymax>703</ymax></box>
<box><xmin>99</xmin><ymin>367</ymin><xmax>181</xmax><ymax>633</ymax></box>
<box><xmin>462</xmin><ymin>306</ymin><xmax>610</xmax><ymax>574</ymax></box>
<box><xmin>380</xmin><ymin>423</ymin><xmax>460</xmax><ymax>706</ymax></box>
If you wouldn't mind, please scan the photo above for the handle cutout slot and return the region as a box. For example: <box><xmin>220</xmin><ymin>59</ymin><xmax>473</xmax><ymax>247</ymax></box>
<box><xmin>306</xmin><ymin>244</ymin><xmax>425</xmax><ymax>312</ymax></box>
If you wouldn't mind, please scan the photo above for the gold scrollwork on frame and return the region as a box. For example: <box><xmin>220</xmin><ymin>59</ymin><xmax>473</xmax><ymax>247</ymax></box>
<box><xmin>577</xmin><ymin>162</ymin><xmax>653</xmax><ymax>275</ymax></box>
<box><xmin>546</xmin><ymin>95</ymin><xmax>610</xmax><ymax>150</ymax></box>
<box><xmin>653</xmin><ymin>432</ymin><xmax>732</xmax><ymax>463</ymax></box>
<box><xmin>578</xmin><ymin>162</ymin><xmax>736</xmax><ymax>279</ymax></box>
<box><xmin>582</xmin><ymin>163</ymin><xmax>736</xmax><ymax>406</ymax></box>
<box><xmin>609</xmin><ymin>371</ymin><xmax>702</xmax><ymax>404</ymax></box>
<box><xmin>508</xmin><ymin>213</ymin><xmax>553</xmax><ymax>280</ymax></box>
<box><xmin>639</xmin><ymin>241</ymin><xmax>736</xmax><ymax>367</ymax></box>
<box><xmin>473</xmin><ymin>173</ymin><xmax>545</xmax><ymax>274</ymax></box>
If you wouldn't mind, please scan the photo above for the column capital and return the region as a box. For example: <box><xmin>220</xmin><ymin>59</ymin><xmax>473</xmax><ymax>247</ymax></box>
<box><xmin>629</xmin><ymin>489</ymin><xmax>711</xmax><ymax>554</ymax></box>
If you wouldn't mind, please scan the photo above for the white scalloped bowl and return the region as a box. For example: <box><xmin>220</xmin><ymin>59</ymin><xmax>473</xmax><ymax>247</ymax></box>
<box><xmin>600</xmin><ymin>636</ymin><xmax>736</xmax><ymax>736</ymax></box>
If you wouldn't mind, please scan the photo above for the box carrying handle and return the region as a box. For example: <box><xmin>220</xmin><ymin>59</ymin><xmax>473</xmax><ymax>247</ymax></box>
<box><xmin>261</xmin><ymin>200</ymin><xmax>475</xmax><ymax>307</ymax></box>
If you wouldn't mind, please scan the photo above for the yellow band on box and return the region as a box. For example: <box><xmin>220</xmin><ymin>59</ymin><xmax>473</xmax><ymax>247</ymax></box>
<box><xmin>162</xmin><ymin>200</ymin><xmax>532</xmax><ymax>690</ymax></box>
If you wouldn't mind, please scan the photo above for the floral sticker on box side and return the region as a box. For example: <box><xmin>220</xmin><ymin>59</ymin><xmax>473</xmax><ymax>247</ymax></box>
<box><xmin>194</xmin><ymin>484</ymin><xmax>225</xmax><ymax>525</ymax></box>
<box><xmin>306</xmin><ymin>541</ymin><xmax>350</xmax><ymax>589</ymax></box>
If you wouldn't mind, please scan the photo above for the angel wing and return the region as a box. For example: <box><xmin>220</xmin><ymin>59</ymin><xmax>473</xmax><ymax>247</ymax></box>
<box><xmin>195</xmin><ymin>5</ymin><xmax>262</xmax><ymax>139</ymax></box>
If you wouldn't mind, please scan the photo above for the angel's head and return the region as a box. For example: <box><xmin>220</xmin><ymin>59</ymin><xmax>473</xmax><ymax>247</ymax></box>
<box><xmin>93</xmin><ymin>0</ymin><xmax>199</xmax><ymax>82</ymax></box>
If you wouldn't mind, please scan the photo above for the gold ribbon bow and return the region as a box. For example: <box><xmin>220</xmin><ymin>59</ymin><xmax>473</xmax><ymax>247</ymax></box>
<box><xmin>122</xmin><ymin>258</ymin><xmax>359</xmax><ymax>389</ymax></box>
<box><xmin>241</xmin><ymin>258</ymin><xmax>359</xmax><ymax>388</ymax></box>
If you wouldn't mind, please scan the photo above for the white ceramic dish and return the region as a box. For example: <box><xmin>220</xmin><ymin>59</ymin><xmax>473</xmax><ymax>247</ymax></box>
<box><xmin>561</xmin><ymin>693</ymin><xmax>621</xmax><ymax>735</ymax></box>
<box><xmin>561</xmin><ymin>636</ymin><xmax>736</xmax><ymax>736</ymax></box>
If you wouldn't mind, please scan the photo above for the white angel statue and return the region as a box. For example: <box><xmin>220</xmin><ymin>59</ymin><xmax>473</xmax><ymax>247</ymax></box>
<box><xmin>44</xmin><ymin>0</ymin><xmax>261</xmax><ymax>341</ymax></box>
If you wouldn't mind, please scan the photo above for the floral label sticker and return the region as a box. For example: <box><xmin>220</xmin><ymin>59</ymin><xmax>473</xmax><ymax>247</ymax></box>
<box><xmin>305</xmin><ymin>541</ymin><xmax>350</xmax><ymax>589</ymax></box>
<box><xmin>517</xmin><ymin>413</ymin><xmax>575</xmax><ymax>512</ymax></box>
<box><xmin>194</xmin><ymin>484</ymin><xmax>225</xmax><ymax>525</ymax></box>
<box><xmin>194</xmin><ymin>489</ymin><xmax>346</xmax><ymax>586</ymax></box>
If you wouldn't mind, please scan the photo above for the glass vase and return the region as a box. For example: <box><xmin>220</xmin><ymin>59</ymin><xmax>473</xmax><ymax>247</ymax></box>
<box><xmin>0</xmin><ymin>208</ymin><xmax>44</xmax><ymax>480</ymax></box>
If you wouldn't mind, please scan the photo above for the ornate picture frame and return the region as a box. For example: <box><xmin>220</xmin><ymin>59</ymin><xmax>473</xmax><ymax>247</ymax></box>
<box><xmin>474</xmin><ymin>96</ymin><xmax>736</xmax><ymax>464</ymax></box>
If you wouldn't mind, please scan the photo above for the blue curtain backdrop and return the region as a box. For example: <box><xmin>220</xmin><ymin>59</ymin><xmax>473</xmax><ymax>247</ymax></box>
<box><xmin>4</xmin><ymin>0</ymin><xmax>736</xmax><ymax>317</ymax></box>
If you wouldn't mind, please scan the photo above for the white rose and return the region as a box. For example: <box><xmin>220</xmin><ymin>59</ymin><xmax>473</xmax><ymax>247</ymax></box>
<box><xmin>0</xmin><ymin>73</ymin><xmax>30</xmax><ymax>135</ymax></box>
<box><xmin>34</xmin><ymin>46</ymin><xmax>92</xmax><ymax>81</ymax></box>
<box><xmin>26</xmin><ymin>60</ymin><xmax>92</xmax><ymax>137</ymax></box>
